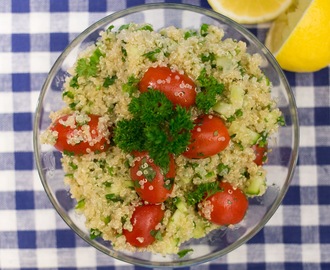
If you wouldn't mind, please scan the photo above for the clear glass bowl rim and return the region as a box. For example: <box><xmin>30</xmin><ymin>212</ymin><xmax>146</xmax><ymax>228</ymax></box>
<box><xmin>33</xmin><ymin>3</ymin><xmax>300</xmax><ymax>268</ymax></box>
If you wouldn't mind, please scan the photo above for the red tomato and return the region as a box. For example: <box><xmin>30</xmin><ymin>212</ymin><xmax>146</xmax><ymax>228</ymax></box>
<box><xmin>138</xmin><ymin>66</ymin><xmax>196</xmax><ymax>108</ymax></box>
<box><xmin>199</xmin><ymin>182</ymin><xmax>248</xmax><ymax>226</ymax></box>
<box><xmin>50</xmin><ymin>114</ymin><xmax>111</xmax><ymax>155</ymax></box>
<box><xmin>252</xmin><ymin>144</ymin><xmax>268</xmax><ymax>166</ymax></box>
<box><xmin>123</xmin><ymin>204</ymin><xmax>164</xmax><ymax>247</ymax></box>
<box><xmin>130</xmin><ymin>151</ymin><xmax>175</xmax><ymax>204</ymax></box>
<box><xmin>183</xmin><ymin>114</ymin><xmax>230</xmax><ymax>159</ymax></box>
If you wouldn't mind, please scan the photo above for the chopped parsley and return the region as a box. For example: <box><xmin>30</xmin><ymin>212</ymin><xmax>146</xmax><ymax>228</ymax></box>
<box><xmin>114</xmin><ymin>89</ymin><xmax>194</xmax><ymax>172</ymax></box>
<box><xmin>76</xmin><ymin>47</ymin><xmax>104</xmax><ymax>78</ymax></box>
<box><xmin>122</xmin><ymin>75</ymin><xmax>139</xmax><ymax>96</ymax></box>
<box><xmin>196</xmin><ymin>68</ymin><xmax>224</xmax><ymax>113</ymax></box>
<box><xmin>186</xmin><ymin>181</ymin><xmax>222</xmax><ymax>205</ymax></box>
<box><xmin>200</xmin><ymin>23</ymin><xmax>209</xmax><ymax>37</ymax></box>
<box><xmin>143</xmin><ymin>48</ymin><xmax>161</xmax><ymax>62</ymax></box>
<box><xmin>103</xmin><ymin>75</ymin><xmax>117</xmax><ymax>87</ymax></box>
<box><xmin>177</xmin><ymin>248</ymin><xmax>194</xmax><ymax>258</ymax></box>
<box><xmin>90</xmin><ymin>228</ymin><xmax>102</xmax><ymax>240</ymax></box>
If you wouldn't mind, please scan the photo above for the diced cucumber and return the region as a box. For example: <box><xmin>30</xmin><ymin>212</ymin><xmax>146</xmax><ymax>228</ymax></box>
<box><xmin>245</xmin><ymin>175</ymin><xmax>266</xmax><ymax>196</ymax></box>
<box><xmin>213</xmin><ymin>101</ymin><xmax>235</xmax><ymax>118</ymax></box>
<box><xmin>193</xmin><ymin>219</ymin><xmax>206</xmax><ymax>238</ymax></box>
<box><xmin>216</xmin><ymin>56</ymin><xmax>233</xmax><ymax>71</ymax></box>
<box><xmin>175</xmin><ymin>198</ymin><xmax>188</xmax><ymax>213</ymax></box>
<box><xmin>229</xmin><ymin>122</ymin><xmax>260</xmax><ymax>146</ymax></box>
<box><xmin>229</xmin><ymin>84</ymin><xmax>244</xmax><ymax>108</ymax></box>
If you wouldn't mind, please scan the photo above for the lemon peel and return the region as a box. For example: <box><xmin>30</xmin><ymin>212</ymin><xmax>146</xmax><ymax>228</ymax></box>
<box><xmin>266</xmin><ymin>0</ymin><xmax>330</xmax><ymax>72</ymax></box>
<box><xmin>207</xmin><ymin>0</ymin><xmax>292</xmax><ymax>24</ymax></box>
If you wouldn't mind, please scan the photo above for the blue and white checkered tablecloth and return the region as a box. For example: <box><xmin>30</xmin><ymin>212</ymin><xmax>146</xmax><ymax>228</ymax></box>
<box><xmin>1</xmin><ymin>0</ymin><xmax>329</xmax><ymax>269</ymax></box>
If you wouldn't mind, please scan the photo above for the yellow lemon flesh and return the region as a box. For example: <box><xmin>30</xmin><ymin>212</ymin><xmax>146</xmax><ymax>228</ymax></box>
<box><xmin>207</xmin><ymin>0</ymin><xmax>292</xmax><ymax>24</ymax></box>
<box><xmin>266</xmin><ymin>0</ymin><xmax>330</xmax><ymax>72</ymax></box>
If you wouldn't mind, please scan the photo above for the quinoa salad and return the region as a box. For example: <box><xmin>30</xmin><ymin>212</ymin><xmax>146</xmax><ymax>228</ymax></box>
<box><xmin>41</xmin><ymin>23</ymin><xmax>283</xmax><ymax>256</ymax></box>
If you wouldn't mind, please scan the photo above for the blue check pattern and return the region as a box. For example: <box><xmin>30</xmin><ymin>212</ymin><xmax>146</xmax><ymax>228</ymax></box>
<box><xmin>0</xmin><ymin>0</ymin><xmax>329</xmax><ymax>269</ymax></box>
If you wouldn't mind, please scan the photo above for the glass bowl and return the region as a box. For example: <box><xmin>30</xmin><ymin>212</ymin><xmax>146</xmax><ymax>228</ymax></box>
<box><xmin>33</xmin><ymin>3</ymin><xmax>299</xmax><ymax>268</ymax></box>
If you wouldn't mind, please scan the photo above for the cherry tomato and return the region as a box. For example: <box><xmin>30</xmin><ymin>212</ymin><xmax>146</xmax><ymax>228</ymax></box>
<box><xmin>138</xmin><ymin>66</ymin><xmax>196</xmax><ymax>108</ymax></box>
<box><xmin>50</xmin><ymin>114</ymin><xmax>111</xmax><ymax>155</ymax></box>
<box><xmin>123</xmin><ymin>204</ymin><xmax>164</xmax><ymax>247</ymax></box>
<box><xmin>130</xmin><ymin>151</ymin><xmax>175</xmax><ymax>204</ymax></box>
<box><xmin>252</xmin><ymin>144</ymin><xmax>268</xmax><ymax>166</ymax></box>
<box><xmin>183</xmin><ymin>114</ymin><xmax>230</xmax><ymax>159</ymax></box>
<box><xmin>199</xmin><ymin>182</ymin><xmax>248</xmax><ymax>226</ymax></box>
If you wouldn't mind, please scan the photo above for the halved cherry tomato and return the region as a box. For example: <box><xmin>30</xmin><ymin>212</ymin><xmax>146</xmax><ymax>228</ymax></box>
<box><xmin>199</xmin><ymin>181</ymin><xmax>248</xmax><ymax>226</ymax></box>
<box><xmin>123</xmin><ymin>204</ymin><xmax>164</xmax><ymax>247</ymax></box>
<box><xmin>252</xmin><ymin>144</ymin><xmax>268</xmax><ymax>166</ymax></box>
<box><xmin>183</xmin><ymin>114</ymin><xmax>230</xmax><ymax>159</ymax></box>
<box><xmin>138</xmin><ymin>66</ymin><xmax>196</xmax><ymax>108</ymax></box>
<box><xmin>130</xmin><ymin>151</ymin><xmax>175</xmax><ymax>204</ymax></box>
<box><xmin>50</xmin><ymin>114</ymin><xmax>111</xmax><ymax>155</ymax></box>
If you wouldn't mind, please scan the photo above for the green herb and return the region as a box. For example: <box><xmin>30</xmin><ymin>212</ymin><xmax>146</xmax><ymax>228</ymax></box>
<box><xmin>200</xmin><ymin>23</ymin><xmax>209</xmax><ymax>37</ymax></box>
<box><xmin>258</xmin><ymin>132</ymin><xmax>268</xmax><ymax>147</ymax></box>
<box><xmin>105</xmin><ymin>193</ymin><xmax>123</xmax><ymax>203</ymax></box>
<box><xmin>90</xmin><ymin>228</ymin><xmax>102</xmax><ymax>240</ymax></box>
<box><xmin>201</xmin><ymin>52</ymin><xmax>216</xmax><ymax>63</ymax></box>
<box><xmin>177</xmin><ymin>248</ymin><xmax>194</xmax><ymax>258</ymax></box>
<box><xmin>107</xmin><ymin>25</ymin><xmax>115</xmax><ymax>32</ymax></box>
<box><xmin>69</xmin><ymin>162</ymin><xmax>78</xmax><ymax>170</ymax></box>
<box><xmin>63</xmin><ymin>150</ymin><xmax>75</xmax><ymax>157</ymax></box>
<box><xmin>196</xmin><ymin>68</ymin><xmax>224</xmax><ymax>113</ymax></box>
<box><xmin>139</xmin><ymin>24</ymin><xmax>153</xmax><ymax>31</ymax></box>
<box><xmin>143</xmin><ymin>48</ymin><xmax>161</xmax><ymax>62</ymax></box>
<box><xmin>76</xmin><ymin>48</ymin><xmax>104</xmax><ymax>78</ymax></box>
<box><xmin>277</xmin><ymin>115</ymin><xmax>286</xmax><ymax>126</ymax></box>
<box><xmin>75</xmin><ymin>198</ymin><xmax>85</xmax><ymax>209</ymax></box>
<box><xmin>64</xmin><ymin>173</ymin><xmax>73</xmax><ymax>177</ymax></box>
<box><xmin>103</xmin><ymin>75</ymin><xmax>117</xmax><ymax>87</ymax></box>
<box><xmin>103</xmin><ymin>216</ymin><xmax>111</xmax><ymax>225</ymax></box>
<box><xmin>122</xmin><ymin>75</ymin><xmax>139</xmax><ymax>96</ymax></box>
<box><xmin>63</xmin><ymin>90</ymin><xmax>74</xmax><ymax>99</ymax></box>
<box><xmin>217</xmin><ymin>163</ymin><xmax>230</xmax><ymax>177</ymax></box>
<box><xmin>114</xmin><ymin>89</ymin><xmax>194</xmax><ymax>172</ymax></box>
<box><xmin>69</xmin><ymin>75</ymin><xmax>79</xmax><ymax>88</ymax></box>
<box><xmin>103</xmin><ymin>181</ymin><xmax>112</xmax><ymax>188</ymax></box>
<box><xmin>186</xmin><ymin>182</ymin><xmax>222</xmax><ymax>205</ymax></box>
<box><xmin>184</xmin><ymin>30</ymin><xmax>197</xmax><ymax>40</ymax></box>
<box><xmin>69</xmin><ymin>102</ymin><xmax>78</xmax><ymax>110</ymax></box>
<box><xmin>150</xmin><ymin>230</ymin><xmax>162</xmax><ymax>240</ymax></box>
<box><xmin>163</xmin><ymin>177</ymin><xmax>174</xmax><ymax>190</ymax></box>
<box><xmin>118</xmin><ymin>24</ymin><xmax>131</xmax><ymax>31</ymax></box>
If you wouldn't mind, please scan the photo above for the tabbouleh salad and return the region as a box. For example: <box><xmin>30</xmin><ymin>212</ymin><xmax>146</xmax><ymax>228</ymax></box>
<box><xmin>41</xmin><ymin>23</ymin><xmax>284</xmax><ymax>256</ymax></box>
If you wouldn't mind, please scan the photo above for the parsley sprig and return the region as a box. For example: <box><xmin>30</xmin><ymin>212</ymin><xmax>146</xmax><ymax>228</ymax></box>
<box><xmin>114</xmin><ymin>89</ymin><xmax>194</xmax><ymax>172</ymax></box>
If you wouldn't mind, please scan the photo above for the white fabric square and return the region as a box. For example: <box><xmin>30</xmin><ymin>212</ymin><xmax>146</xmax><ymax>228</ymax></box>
<box><xmin>0</xmin><ymin>171</ymin><xmax>16</xmax><ymax>191</ymax></box>
<box><xmin>34</xmin><ymin>209</ymin><xmax>57</xmax><ymax>230</ymax></box>
<box><xmin>299</xmin><ymin>165</ymin><xmax>318</xmax><ymax>186</ymax></box>
<box><xmin>30</xmin><ymin>52</ymin><xmax>51</xmax><ymax>73</ymax></box>
<box><xmin>294</xmin><ymin>86</ymin><xmax>315</xmax><ymax>108</ymax></box>
<box><xmin>0</xmin><ymin>131</ymin><xmax>14</xmax><ymax>152</ymax></box>
<box><xmin>301</xmin><ymin>205</ymin><xmax>319</xmax><ymax>226</ymax></box>
<box><xmin>0</xmin><ymin>53</ymin><xmax>12</xmax><ymax>74</ymax></box>
<box><xmin>299</xmin><ymin>126</ymin><xmax>315</xmax><ymax>147</ymax></box>
<box><xmin>267</xmin><ymin>205</ymin><xmax>283</xmax><ymax>226</ymax></box>
<box><xmin>0</xmin><ymin>13</ymin><xmax>12</xmax><ymax>34</ymax></box>
<box><xmin>29</xmin><ymin>13</ymin><xmax>50</xmax><ymax>34</ymax></box>
<box><xmin>13</xmin><ymin>92</ymin><xmax>31</xmax><ymax>113</ymax></box>
<box><xmin>0</xmin><ymin>210</ymin><xmax>17</xmax><ymax>231</ymax></box>
<box><xmin>265</xmin><ymin>243</ymin><xmax>284</xmax><ymax>262</ymax></box>
<box><xmin>68</xmin><ymin>12</ymin><xmax>90</xmax><ymax>33</ymax></box>
<box><xmin>227</xmin><ymin>244</ymin><xmax>247</xmax><ymax>263</ymax></box>
<box><xmin>302</xmin><ymin>244</ymin><xmax>320</xmax><ymax>263</ymax></box>
<box><xmin>36</xmin><ymin>248</ymin><xmax>58</xmax><ymax>268</ymax></box>
<box><xmin>0</xmin><ymin>249</ymin><xmax>20</xmax><ymax>268</ymax></box>
<box><xmin>75</xmin><ymin>247</ymin><xmax>97</xmax><ymax>267</ymax></box>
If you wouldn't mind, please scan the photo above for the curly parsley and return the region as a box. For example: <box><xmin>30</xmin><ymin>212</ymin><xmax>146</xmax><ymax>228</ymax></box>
<box><xmin>114</xmin><ymin>89</ymin><xmax>194</xmax><ymax>172</ymax></box>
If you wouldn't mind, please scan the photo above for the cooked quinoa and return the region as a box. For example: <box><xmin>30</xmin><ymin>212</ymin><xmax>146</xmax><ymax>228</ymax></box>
<box><xmin>41</xmin><ymin>23</ymin><xmax>282</xmax><ymax>255</ymax></box>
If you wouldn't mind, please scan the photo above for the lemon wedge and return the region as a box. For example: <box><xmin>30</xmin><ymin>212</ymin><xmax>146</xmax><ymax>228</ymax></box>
<box><xmin>207</xmin><ymin>0</ymin><xmax>292</xmax><ymax>24</ymax></box>
<box><xmin>266</xmin><ymin>0</ymin><xmax>330</xmax><ymax>72</ymax></box>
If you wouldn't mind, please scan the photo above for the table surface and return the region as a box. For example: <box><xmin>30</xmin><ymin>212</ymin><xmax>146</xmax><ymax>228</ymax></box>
<box><xmin>1</xmin><ymin>1</ymin><xmax>329</xmax><ymax>269</ymax></box>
